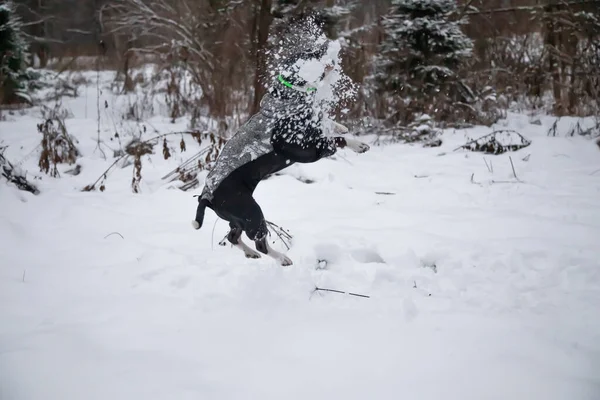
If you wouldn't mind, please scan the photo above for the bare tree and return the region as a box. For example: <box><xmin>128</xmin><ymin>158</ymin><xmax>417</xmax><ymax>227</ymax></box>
<box><xmin>101</xmin><ymin>0</ymin><xmax>247</xmax><ymax>119</ymax></box>
<box><xmin>250</xmin><ymin>0</ymin><xmax>273</xmax><ymax>115</ymax></box>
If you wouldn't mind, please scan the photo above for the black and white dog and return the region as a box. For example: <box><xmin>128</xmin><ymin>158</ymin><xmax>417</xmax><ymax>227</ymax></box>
<box><xmin>192</xmin><ymin>41</ymin><xmax>369</xmax><ymax>266</ymax></box>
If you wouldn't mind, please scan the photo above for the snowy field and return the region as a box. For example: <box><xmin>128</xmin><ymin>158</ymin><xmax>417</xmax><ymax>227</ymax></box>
<box><xmin>1</xmin><ymin>72</ymin><xmax>600</xmax><ymax>399</ymax></box>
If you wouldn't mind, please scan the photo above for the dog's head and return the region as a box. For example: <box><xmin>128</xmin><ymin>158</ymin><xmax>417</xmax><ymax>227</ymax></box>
<box><xmin>278</xmin><ymin>40</ymin><xmax>337</xmax><ymax>91</ymax></box>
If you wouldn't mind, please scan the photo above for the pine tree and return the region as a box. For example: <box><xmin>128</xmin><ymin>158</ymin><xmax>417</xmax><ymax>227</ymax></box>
<box><xmin>0</xmin><ymin>0</ymin><xmax>30</xmax><ymax>105</ymax></box>
<box><xmin>374</xmin><ymin>0</ymin><xmax>473</xmax><ymax>123</ymax></box>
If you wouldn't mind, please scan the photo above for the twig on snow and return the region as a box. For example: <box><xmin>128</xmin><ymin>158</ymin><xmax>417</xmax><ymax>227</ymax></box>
<box><xmin>591</xmin><ymin>169</ymin><xmax>600</xmax><ymax>176</ymax></box>
<box><xmin>104</xmin><ymin>232</ymin><xmax>124</xmax><ymax>239</ymax></box>
<box><xmin>212</xmin><ymin>218</ymin><xmax>221</xmax><ymax>250</ymax></box>
<box><xmin>312</xmin><ymin>286</ymin><xmax>370</xmax><ymax>299</ymax></box>
<box><xmin>94</xmin><ymin>48</ymin><xmax>106</xmax><ymax>160</ymax></box>
<box><xmin>266</xmin><ymin>220</ymin><xmax>293</xmax><ymax>250</ymax></box>
<box><xmin>470</xmin><ymin>173</ymin><xmax>482</xmax><ymax>186</ymax></box>
<box><xmin>483</xmin><ymin>157</ymin><xmax>493</xmax><ymax>173</ymax></box>
<box><xmin>509</xmin><ymin>156</ymin><xmax>520</xmax><ymax>181</ymax></box>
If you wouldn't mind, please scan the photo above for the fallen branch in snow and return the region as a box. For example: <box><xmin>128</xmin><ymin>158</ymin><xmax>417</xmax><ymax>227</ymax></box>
<box><xmin>104</xmin><ymin>232</ymin><xmax>124</xmax><ymax>239</ymax></box>
<box><xmin>454</xmin><ymin>130</ymin><xmax>531</xmax><ymax>155</ymax></box>
<box><xmin>312</xmin><ymin>286</ymin><xmax>370</xmax><ymax>299</ymax></box>
<box><xmin>590</xmin><ymin>169</ymin><xmax>600</xmax><ymax>176</ymax></box>
<box><xmin>0</xmin><ymin>147</ymin><xmax>40</xmax><ymax>195</ymax></box>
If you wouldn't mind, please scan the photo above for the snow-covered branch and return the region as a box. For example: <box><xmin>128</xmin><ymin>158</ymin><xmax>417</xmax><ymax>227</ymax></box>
<box><xmin>101</xmin><ymin>0</ymin><xmax>219</xmax><ymax>71</ymax></box>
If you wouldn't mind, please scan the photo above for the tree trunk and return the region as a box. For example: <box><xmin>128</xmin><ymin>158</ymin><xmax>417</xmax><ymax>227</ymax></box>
<box><xmin>251</xmin><ymin>0</ymin><xmax>273</xmax><ymax>115</ymax></box>
<box><xmin>544</xmin><ymin>5</ymin><xmax>564</xmax><ymax>115</ymax></box>
<box><xmin>122</xmin><ymin>38</ymin><xmax>135</xmax><ymax>93</ymax></box>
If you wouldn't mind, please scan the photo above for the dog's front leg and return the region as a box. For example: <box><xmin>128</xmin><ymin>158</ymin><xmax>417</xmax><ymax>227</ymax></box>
<box><xmin>334</xmin><ymin>137</ymin><xmax>370</xmax><ymax>153</ymax></box>
<box><xmin>330</xmin><ymin>120</ymin><xmax>349</xmax><ymax>135</ymax></box>
<box><xmin>345</xmin><ymin>138</ymin><xmax>370</xmax><ymax>153</ymax></box>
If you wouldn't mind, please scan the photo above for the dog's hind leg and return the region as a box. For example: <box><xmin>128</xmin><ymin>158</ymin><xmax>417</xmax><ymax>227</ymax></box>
<box><xmin>254</xmin><ymin>235</ymin><xmax>293</xmax><ymax>266</ymax></box>
<box><xmin>227</xmin><ymin>194</ymin><xmax>292</xmax><ymax>266</ymax></box>
<box><xmin>227</xmin><ymin>224</ymin><xmax>262</xmax><ymax>259</ymax></box>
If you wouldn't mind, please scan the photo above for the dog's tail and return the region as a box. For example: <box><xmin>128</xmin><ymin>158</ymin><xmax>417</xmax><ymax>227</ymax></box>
<box><xmin>192</xmin><ymin>197</ymin><xmax>210</xmax><ymax>230</ymax></box>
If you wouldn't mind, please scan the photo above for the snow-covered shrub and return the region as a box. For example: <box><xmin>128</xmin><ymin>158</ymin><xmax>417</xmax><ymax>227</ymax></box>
<box><xmin>161</xmin><ymin>132</ymin><xmax>226</xmax><ymax>191</ymax></box>
<box><xmin>37</xmin><ymin>104</ymin><xmax>79</xmax><ymax>177</ymax></box>
<box><xmin>81</xmin><ymin>130</ymin><xmax>226</xmax><ymax>193</ymax></box>
<box><xmin>124</xmin><ymin>138</ymin><xmax>154</xmax><ymax>193</ymax></box>
<box><xmin>456</xmin><ymin>130</ymin><xmax>532</xmax><ymax>155</ymax></box>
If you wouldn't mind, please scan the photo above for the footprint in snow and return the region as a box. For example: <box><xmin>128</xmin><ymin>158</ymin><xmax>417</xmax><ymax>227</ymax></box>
<box><xmin>139</xmin><ymin>267</ymin><xmax>167</xmax><ymax>281</ymax></box>
<box><xmin>314</xmin><ymin>243</ymin><xmax>386</xmax><ymax>266</ymax></box>
<box><xmin>350</xmin><ymin>248</ymin><xmax>386</xmax><ymax>264</ymax></box>
<box><xmin>171</xmin><ymin>276</ymin><xmax>191</xmax><ymax>289</ymax></box>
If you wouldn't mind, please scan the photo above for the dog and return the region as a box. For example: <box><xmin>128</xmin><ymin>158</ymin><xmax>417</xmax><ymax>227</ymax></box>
<box><xmin>192</xmin><ymin>41</ymin><xmax>370</xmax><ymax>266</ymax></box>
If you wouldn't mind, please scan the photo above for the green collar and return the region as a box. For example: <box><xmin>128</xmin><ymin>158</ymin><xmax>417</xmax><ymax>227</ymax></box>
<box><xmin>277</xmin><ymin>74</ymin><xmax>317</xmax><ymax>93</ymax></box>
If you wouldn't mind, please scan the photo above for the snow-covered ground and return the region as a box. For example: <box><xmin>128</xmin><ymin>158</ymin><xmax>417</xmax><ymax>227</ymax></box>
<box><xmin>1</xmin><ymin>72</ymin><xmax>600</xmax><ymax>400</ymax></box>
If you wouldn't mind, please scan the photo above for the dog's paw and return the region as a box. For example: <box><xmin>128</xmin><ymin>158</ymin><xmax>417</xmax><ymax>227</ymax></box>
<box><xmin>346</xmin><ymin>139</ymin><xmax>370</xmax><ymax>154</ymax></box>
<box><xmin>244</xmin><ymin>250</ymin><xmax>262</xmax><ymax>259</ymax></box>
<box><xmin>332</xmin><ymin>121</ymin><xmax>349</xmax><ymax>135</ymax></box>
<box><xmin>191</xmin><ymin>220</ymin><xmax>201</xmax><ymax>230</ymax></box>
<box><xmin>280</xmin><ymin>255</ymin><xmax>294</xmax><ymax>266</ymax></box>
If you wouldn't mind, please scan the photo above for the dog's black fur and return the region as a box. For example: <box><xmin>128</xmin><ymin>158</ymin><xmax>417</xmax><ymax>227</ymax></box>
<box><xmin>193</xmin><ymin>47</ymin><xmax>352</xmax><ymax>265</ymax></box>
<box><xmin>194</xmin><ymin>101</ymin><xmax>348</xmax><ymax>265</ymax></box>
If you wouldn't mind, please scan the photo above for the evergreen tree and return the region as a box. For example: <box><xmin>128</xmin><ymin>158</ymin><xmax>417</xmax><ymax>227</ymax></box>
<box><xmin>0</xmin><ymin>0</ymin><xmax>30</xmax><ymax>105</ymax></box>
<box><xmin>374</xmin><ymin>0</ymin><xmax>473</xmax><ymax>124</ymax></box>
